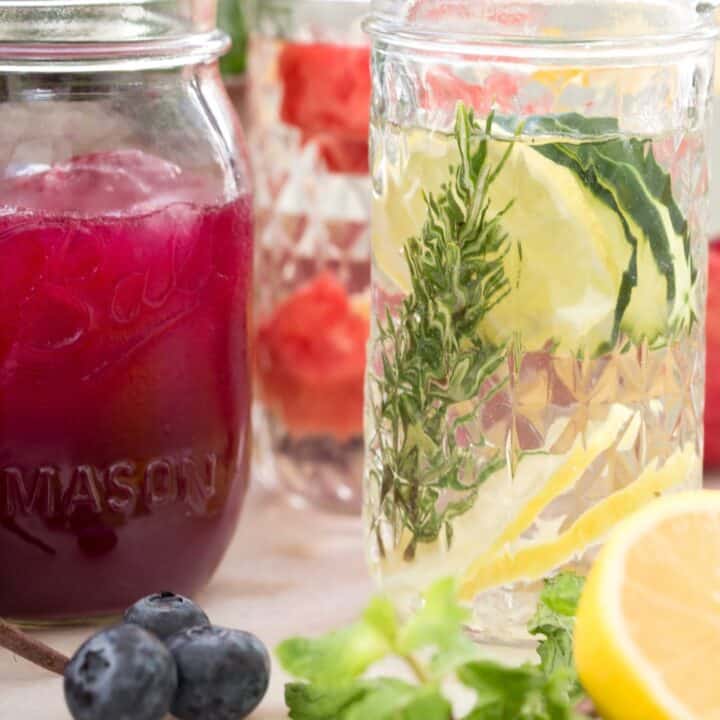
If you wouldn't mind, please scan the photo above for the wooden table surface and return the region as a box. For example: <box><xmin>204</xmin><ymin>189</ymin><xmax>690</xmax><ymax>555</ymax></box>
<box><xmin>2</xmin><ymin>475</ymin><xmax>719</xmax><ymax>719</ymax></box>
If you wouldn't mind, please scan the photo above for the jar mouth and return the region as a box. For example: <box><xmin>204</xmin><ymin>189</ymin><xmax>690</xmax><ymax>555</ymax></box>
<box><xmin>364</xmin><ymin>0</ymin><xmax>718</xmax><ymax>61</ymax></box>
<box><xmin>0</xmin><ymin>1</ymin><xmax>230</xmax><ymax>71</ymax></box>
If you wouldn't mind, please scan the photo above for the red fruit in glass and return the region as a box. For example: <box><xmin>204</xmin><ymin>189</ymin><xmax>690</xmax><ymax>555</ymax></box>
<box><xmin>0</xmin><ymin>151</ymin><xmax>253</xmax><ymax>620</ymax></box>
<box><xmin>277</xmin><ymin>42</ymin><xmax>371</xmax><ymax>174</ymax></box>
<box><xmin>255</xmin><ymin>273</ymin><xmax>368</xmax><ymax>440</ymax></box>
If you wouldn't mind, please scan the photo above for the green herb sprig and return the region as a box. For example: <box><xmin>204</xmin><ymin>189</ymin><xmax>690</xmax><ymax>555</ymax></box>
<box><xmin>369</xmin><ymin>104</ymin><xmax>514</xmax><ymax>561</ymax></box>
<box><xmin>278</xmin><ymin>573</ymin><xmax>591</xmax><ymax>720</ymax></box>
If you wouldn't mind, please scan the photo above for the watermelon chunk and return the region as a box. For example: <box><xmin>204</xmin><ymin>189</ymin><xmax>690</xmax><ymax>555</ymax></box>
<box><xmin>277</xmin><ymin>42</ymin><xmax>371</xmax><ymax>175</ymax></box>
<box><xmin>706</xmin><ymin>242</ymin><xmax>720</xmax><ymax>467</ymax></box>
<box><xmin>255</xmin><ymin>273</ymin><xmax>368</xmax><ymax>440</ymax></box>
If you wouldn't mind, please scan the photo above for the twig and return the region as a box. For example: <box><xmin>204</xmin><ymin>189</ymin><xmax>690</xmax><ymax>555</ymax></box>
<box><xmin>0</xmin><ymin>617</ymin><xmax>69</xmax><ymax>676</ymax></box>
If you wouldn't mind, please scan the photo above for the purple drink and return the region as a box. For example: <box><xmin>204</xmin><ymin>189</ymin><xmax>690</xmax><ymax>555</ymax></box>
<box><xmin>0</xmin><ymin>150</ymin><xmax>252</xmax><ymax>620</ymax></box>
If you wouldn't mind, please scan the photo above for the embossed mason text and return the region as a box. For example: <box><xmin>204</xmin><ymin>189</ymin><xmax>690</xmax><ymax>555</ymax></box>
<box><xmin>0</xmin><ymin>453</ymin><xmax>223</xmax><ymax>520</ymax></box>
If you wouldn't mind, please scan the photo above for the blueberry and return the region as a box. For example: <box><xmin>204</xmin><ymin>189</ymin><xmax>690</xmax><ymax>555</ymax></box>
<box><xmin>168</xmin><ymin>625</ymin><xmax>270</xmax><ymax>720</ymax></box>
<box><xmin>64</xmin><ymin>624</ymin><xmax>177</xmax><ymax>720</ymax></box>
<box><xmin>123</xmin><ymin>591</ymin><xmax>210</xmax><ymax>641</ymax></box>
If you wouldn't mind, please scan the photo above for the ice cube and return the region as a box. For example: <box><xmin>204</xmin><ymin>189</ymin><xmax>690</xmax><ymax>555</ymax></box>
<box><xmin>0</xmin><ymin>150</ymin><xmax>209</xmax><ymax>215</ymax></box>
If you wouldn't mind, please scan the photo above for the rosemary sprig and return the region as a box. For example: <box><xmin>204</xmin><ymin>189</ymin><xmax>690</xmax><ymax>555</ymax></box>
<box><xmin>370</xmin><ymin>103</ymin><xmax>514</xmax><ymax>561</ymax></box>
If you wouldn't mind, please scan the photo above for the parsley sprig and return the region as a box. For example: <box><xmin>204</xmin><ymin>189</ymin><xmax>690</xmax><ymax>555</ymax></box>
<box><xmin>278</xmin><ymin>573</ymin><xmax>592</xmax><ymax>720</ymax></box>
<box><xmin>369</xmin><ymin>103</ymin><xmax>514</xmax><ymax>561</ymax></box>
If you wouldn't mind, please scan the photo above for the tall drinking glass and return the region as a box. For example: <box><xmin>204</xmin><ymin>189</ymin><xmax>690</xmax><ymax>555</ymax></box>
<box><xmin>364</xmin><ymin>0</ymin><xmax>715</xmax><ymax>642</ymax></box>
<box><xmin>248</xmin><ymin>0</ymin><xmax>371</xmax><ymax>513</ymax></box>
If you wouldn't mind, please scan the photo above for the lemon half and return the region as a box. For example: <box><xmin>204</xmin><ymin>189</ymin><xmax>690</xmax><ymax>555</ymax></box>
<box><xmin>574</xmin><ymin>489</ymin><xmax>720</xmax><ymax>720</ymax></box>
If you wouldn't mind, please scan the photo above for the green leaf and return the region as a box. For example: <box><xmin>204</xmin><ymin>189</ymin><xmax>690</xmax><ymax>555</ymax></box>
<box><xmin>528</xmin><ymin>573</ymin><xmax>585</xmax><ymax>699</ymax></box>
<box><xmin>285</xmin><ymin>678</ymin><xmax>453</xmax><ymax>720</ymax></box>
<box><xmin>285</xmin><ymin>683</ymin><xmax>369</xmax><ymax>720</ymax></box>
<box><xmin>429</xmin><ymin>632</ymin><xmax>483</xmax><ymax>679</ymax></box>
<box><xmin>459</xmin><ymin>661</ymin><xmax>581</xmax><ymax>720</ymax></box>
<box><xmin>280</xmin><ymin>574</ymin><xmax>592</xmax><ymax>720</ymax></box>
<box><xmin>345</xmin><ymin>678</ymin><xmax>452</xmax><ymax>720</ymax></box>
<box><xmin>535</xmin><ymin>572</ymin><xmax>585</xmax><ymax>618</ymax></box>
<box><xmin>217</xmin><ymin>0</ymin><xmax>247</xmax><ymax>76</ymax></box>
<box><xmin>362</xmin><ymin>595</ymin><xmax>399</xmax><ymax>646</ymax></box>
<box><xmin>277</xmin><ymin>621</ymin><xmax>391</xmax><ymax>687</ymax></box>
<box><xmin>398</xmin><ymin>578</ymin><xmax>470</xmax><ymax>654</ymax></box>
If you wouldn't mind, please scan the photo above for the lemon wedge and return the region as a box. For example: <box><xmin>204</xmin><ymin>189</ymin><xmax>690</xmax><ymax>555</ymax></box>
<box><xmin>574</xmin><ymin>489</ymin><xmax>720</xmax><ymax>720</ymax></box>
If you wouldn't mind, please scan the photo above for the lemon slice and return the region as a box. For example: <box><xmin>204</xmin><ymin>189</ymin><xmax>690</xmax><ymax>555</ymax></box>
<box><xmin>488</xmin><ymin>405</ymin><xmax>637</xmax><ymax>554</ymax></box>
<box><xmin>372</xmin><ymin>126</ymin><xmax>632</xmax><ymax>353</ymax></box>
<box><xmin>458</xmin><ymin>443</ymin><xmax>699</xmax><ymax>600</ymax></box>
<box><xmin>574</xmin><ymin>489</ymin><xmax>720</xmax><ymax>720</ymax></box>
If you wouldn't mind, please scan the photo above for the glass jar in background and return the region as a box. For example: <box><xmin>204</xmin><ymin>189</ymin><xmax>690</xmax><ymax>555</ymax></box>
<box><xmin>0</xmin><ymin>1</ymin><xmax>253</xmax><ymax>622</ymax></box>
<box><xmin>247</xmin><ymin>0</ymin><xmax>371</xmax><ymax>513</ymax></box>
<box><xmin>364</xmin><ymin>0</ymin><xmax>714</xmax><ymax>643</ymax></box>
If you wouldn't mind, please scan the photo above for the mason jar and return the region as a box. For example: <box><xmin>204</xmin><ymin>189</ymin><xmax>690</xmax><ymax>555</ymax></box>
<box><xmin>364</xmin><ymin>0</ymin><xmax>715</xmax><ymax>643</ymax></box>
<box><xmin>247</xmin><ymin>0</ymin><xmax>371</xmax><ymax>513</ymax></box>
<box><xmin>0</xmin><ymin>1</ymin><xmax>253</xmax><ymax>622</ymax></box>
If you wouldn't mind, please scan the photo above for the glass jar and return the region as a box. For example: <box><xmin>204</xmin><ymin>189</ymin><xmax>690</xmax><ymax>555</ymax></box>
<box><xmin>364</xmin><ymin>0</ymin><xmax>715</xmax><ymax>643</ymax></box>
<box><xmin>0</xmin><ymin>1</ymin><xmax>253</xmax><ymax>622</ymax></box>
<box><xmin>247</xmin><ymin>0</ymin><xmax>371</xmax><ymax>513</ymax></box>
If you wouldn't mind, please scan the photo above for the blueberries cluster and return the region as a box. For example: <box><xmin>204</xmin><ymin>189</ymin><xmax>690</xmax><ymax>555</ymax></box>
<box><xmin>63</xmin><ymin>592</ymin><xmax>270</xmax><ymax>720</ymax></box>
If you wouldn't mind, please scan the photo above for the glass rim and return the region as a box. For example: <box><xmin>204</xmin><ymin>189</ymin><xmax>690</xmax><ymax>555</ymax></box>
<box><xmin>0</xmin><ymin>30</ymin><xmax>229</xmax><ymax>70</ymax></box>
<box><xmin>0</xmin><ymin>1</ymin><xmax>231</xmax><ymax>68</ymax></box>
<box><xmin>363</xmin><ymin>2</ymin><xmax>719</xmax><ymax>61</ymax></box>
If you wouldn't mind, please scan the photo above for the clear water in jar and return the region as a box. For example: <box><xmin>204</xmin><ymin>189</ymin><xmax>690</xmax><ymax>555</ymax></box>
<box><xmin>365</xmin><ymin>110</ymin><xmax>705</xmax><ymax>643</ymax></box>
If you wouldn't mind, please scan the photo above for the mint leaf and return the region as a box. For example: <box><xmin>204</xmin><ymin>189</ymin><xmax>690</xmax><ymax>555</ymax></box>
<box><xmin>362</xmin><ymin>596</ymin><xmax>399</xmax><ymax>646</ymax></box>
<box><xmin>429</xmin><ymin>632</ymin><xmax>483</xmax><ymax>679</ymax></box>
<box><xmin>535</xmin><ymin>573</ymin><xmax>585</xmax><ymax>617</ymax></box>
<box><xmin>285</xmin><ymin>683</ymin><xmax>368</xmax><ymax>720</ymax></box>
<box><xmin>277</xmin><ymin>621</ymin><xmax>391</xmax><ymax>686</ymax></box>
<box><xmin>285</xmin><ymin>683</ymin><xmax>369</xmax><ymax>720</ymax></box>
<box><xmin>280</xmin><ymin>574</ymin><xmax>591</xmax><ymax>720</ymax></box>
<box><xmin>529</xmin><ymin>573</ymin><xmax>585</xmax><ymax>683</ymax></box>
<box><xmin>459</xmin><ymin>661</ymin><xmax>581</xmax><ymax>720</ymax></box>
<box><xmin>285</xmin><ymin>679</ymin><xmax>452</xmax><ymax>720</ymax></box>
<box><xmin>398</xmin><ymin>577</ymin><xmax>470</xmax><ymax>654</ymax></box>
<box><xmin>345</xmin><ymin>678</ymin><xmax>452</xmax><ymax>720</ymax></box>
<box><xmin>396</xmin><ymin>577</ymin><xmax>480</xmax><ymax>679</ymax></box>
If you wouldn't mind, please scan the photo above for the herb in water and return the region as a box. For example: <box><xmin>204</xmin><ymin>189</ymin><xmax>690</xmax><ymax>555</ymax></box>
<box><xmin>370</xmin><ymin>104</ymin><xmax>514</xmax><ymax>561</ymax></box>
